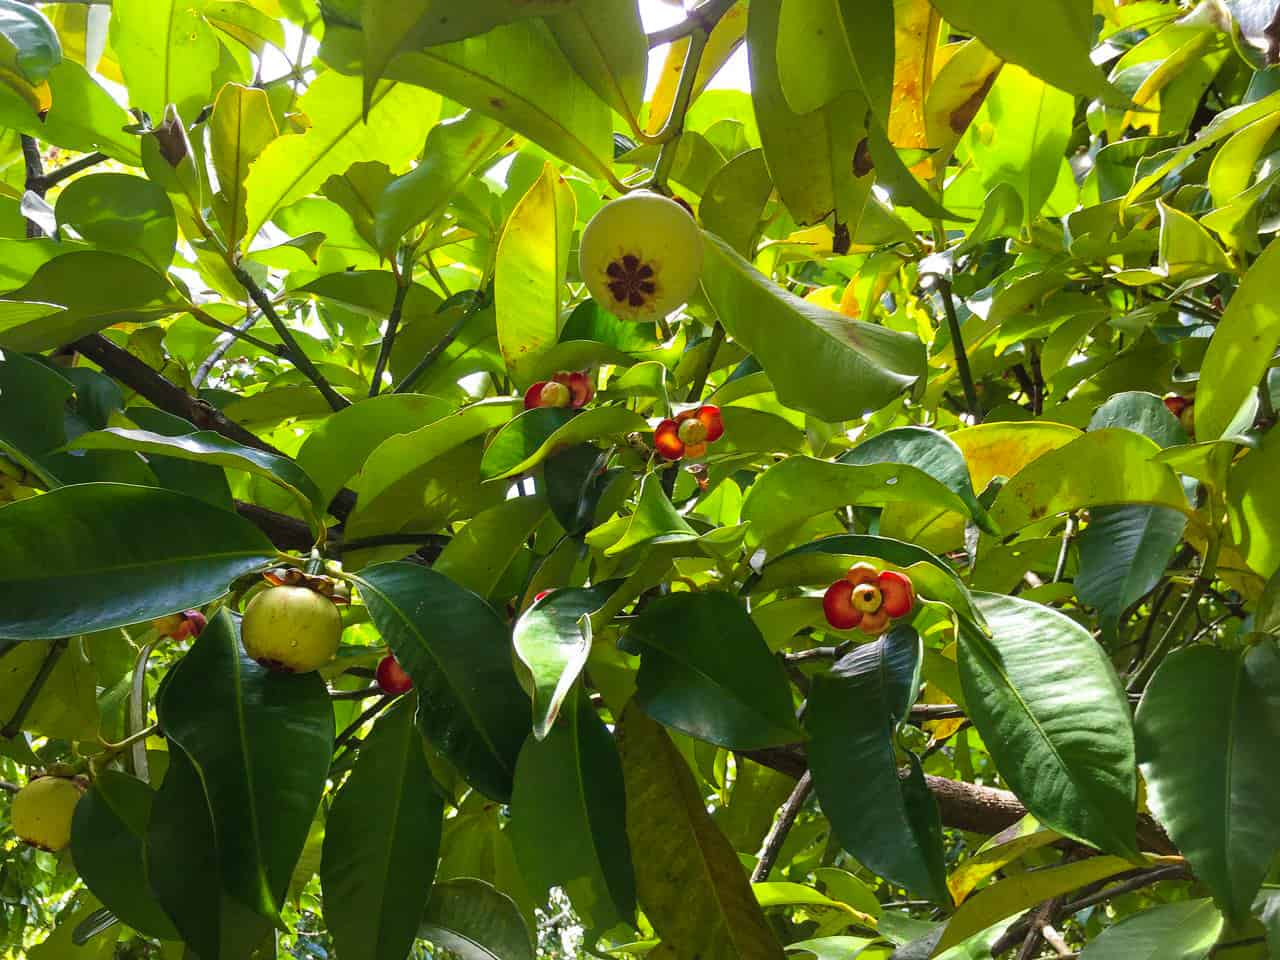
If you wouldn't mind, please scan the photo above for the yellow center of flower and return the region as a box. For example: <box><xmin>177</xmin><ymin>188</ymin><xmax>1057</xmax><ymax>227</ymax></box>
<box><xmin>540</xmin><ymin>381</ymin><xmax>571</xmax><ymax>408</ymax></box>
<box><xmin>678</xmin><ymin>418</ymin><xmax>708</xmax><ymax>445</ymax></box>
<box><xmin>851</xmin><ymin>583</ymin><xmax>883</xmax><ymax>614</ymax></box>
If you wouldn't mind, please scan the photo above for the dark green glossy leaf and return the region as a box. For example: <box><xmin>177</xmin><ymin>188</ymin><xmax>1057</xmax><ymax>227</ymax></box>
<box><xmin>124</xmin><ymin>406</ymin><xmax>234</xmax><ymax>510</ymax></box>
<box><xmin>510</xmin><ymin>689</ymin><xmax>635</xmax><ymax>932</ymax></box>
<box><xmin>157</xmin><ymin>610</ymin><xmax>334</xmax><ymax>925</ymax></box>
<box><xmin>629</xmin><ymin>591</ymin><xmax>801</xmax><ymax>750</ymax></box>
<box><xmin>959</xmin><ymin>593</ymin><xmax>1137</xmax><ymax>856</ymax></box>
<box><xmin>146</xmin><ymin>743</ymin><xmax>274</xmax><ymax>960</ymax></box>
<box><xmin>1088</xmin><ymin>392</ymin><xmax>1187</xmax><ymax>449</ymax></box>
<box><xmin>480</xmin><ymin>404</ymin><xmax>646</xmax><ymax>481</ymax></box>
<box><xmin>70</xmin><ymin>771</ymin><xmax>178</xmax><ymax>941</ymax></box>
<box><xmin>322</xmin><ymin>698</ymin><xmax>443</xmax><ymax>960</ymax></box>
<box><xmin>0</xmin><ymin>349</ymin><xmax>70</xmax><ymax>479</ymax></box>
<box><xmin>433</xmin><ymin>494</ymin><xmax>548</xmax><ymax>598</ymax></box>
<box><xmin>68</xmin><ymin>427</ymin><xmax>325</xmax><ymax>534</ymax></box>
<box><xmin>700</xmin><ymin>232</ymin><xmax>925</xmax><ymax>422</ymax></box>
<box><xmin>837</xmin><ymin>426</ymin><xmax>996</xmax><ymax>532</ymax></box>
<box><xmin>0</xmin><ymin>483</ymin><xmax>275</xmax><ymax>640</ymax></box>
<box><xmin>1076</xmin><ymin>505</ymin><xmax>1186</xmax><ymax>642</ymax></box>
<box><xmin>418</xmin><ymin>878</ymin><xmax>535</xmax><ymax>960</ymax></box>
<box><xmin>807</xmin><ymin>626</ymin><xmax>948</xmax><ymax>903</ymax></box>
<box><xmin>1135</xmin><ymin>643</ymin><xmax>1280</xmax><ymax>924</ymax></box>
<box><xmin>354</xmin><ymin>562</ymin><xmax>530</xmax><ymax>801</ymax></box>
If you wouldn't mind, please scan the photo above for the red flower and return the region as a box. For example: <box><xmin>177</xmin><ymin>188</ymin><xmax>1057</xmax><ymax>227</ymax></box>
<box><xmin>822</xmin><ymin>564</ymin><xmax>916</xmax><ymax>635</ymax></box>
<box><xmin>524</xmin><ymin>371</ymin><xmax>594</xmax><ymax>410</ymax></box>
<box><xmin>654</xmin><ymin>404</ymin><xmax>724</xmax><ymax>461</ymax></box>
<box><xmin>152</xmin><ymin>609</ymin><xmax>207</xmax><ymax>640</ymax></box>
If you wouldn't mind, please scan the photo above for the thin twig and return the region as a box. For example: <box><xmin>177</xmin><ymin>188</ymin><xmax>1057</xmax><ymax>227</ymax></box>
<box><xmin>751</xmin><ymin>770</ymin><xmax>813</xmax><ymax>882</ymax></box>
<box><xmin>21</xmin><ymin>134</ymin><xmax>45</xmax><ymax>237</ymax></box>
<box><xmin>369</xmin><ymin>274</ymin><xmax>411</xmax><ymax>397</ymax></box>
<box><xmin>193</xmin><ymin>314</ymin><xmax>271</xmax><ymax>387</ymax></box>
<box><xmin>937</xmin><ymin>276</ymin><xmax>981</xmax><ymax>421</ymax></box>
<box><xmin>2</xmin><ymin>639</ymin><xmax>68</xmax><ymax>738</ymax></box>
<box><xmin>190</xmin><ymin>307</ymin><xmax>284</xmax><ymax>359</ymax></box>
<box><xmin>333</xmin><ymin>694</ymin><xmax>395</xmax><ymax>754</ymax></box>
<box><xmin>646</xmin><ymin>0</ymin><xmax>738</xmax><ymax>47</ymax></box>
<box><xmin>231</xmin><ymin>264</ymin><xmax>350</xmax><ymax>412</ymax></box>
<box><xmin>393</xmin><ymin>291</ymin><xmax>485</xmax><ymax>394</ymax></box>
<box><xmin>36</xmin><ymin>151</ymin><xmax>109</xmax><ymax>191</ymax></box>
<box><xmin>1053</xmin><ymin>514</ymin><xmax>1077</xmax><ymax>584</ymax></box>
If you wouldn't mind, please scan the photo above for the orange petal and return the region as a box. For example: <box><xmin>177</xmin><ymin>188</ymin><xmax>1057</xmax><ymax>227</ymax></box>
<box><xmin>654</xmin><ymin>420</ymin><xmax>684</xmax><ymax>460</ymax></box>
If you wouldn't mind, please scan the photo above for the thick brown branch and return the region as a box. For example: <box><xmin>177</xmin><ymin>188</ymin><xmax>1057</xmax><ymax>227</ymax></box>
<box><xmin>74</xmin><ymin>334</ymin><xmax>356</xmax><ymax>521</ymax></box>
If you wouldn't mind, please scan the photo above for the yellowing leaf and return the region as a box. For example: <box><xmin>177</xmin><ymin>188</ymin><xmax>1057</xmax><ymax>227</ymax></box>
<box><xmin>243</xmin><ymin>71</ymin><xmax>440</xmax><ymax>246</ymax></box>
<box><xmin>616</xmin><ymin>702</ymin><xmax>785</xmax><ymax>960</ymax></box>
<box><xmin>494</xmin><ymin>162</ymin><xmax>576</xmax><ymax>384</ymax></box>
<box><xmin>888</xmin><ymin>0</ymin><xmax>942</xmax><ymax>173</ymax></box>
<box><xmin>646</xmin><ymin>2</ymin><xmax>747</xmax><ymax>136</ymax></box>
<box><xmin>209</xmin><ymin>82</ymin><xmax>279</xmax><ymax>255</ymax></box>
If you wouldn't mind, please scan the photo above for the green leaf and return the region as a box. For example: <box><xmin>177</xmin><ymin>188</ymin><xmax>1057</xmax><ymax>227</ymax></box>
<box><xmin>927</xmin><ymin>0</ymin><xmax>1125</xmax><ymax>106</ymax></box>
<box><xmin>546</xmin><ymin>0</ymin><xmax>647</xmax><ymax>127</ymax></box>
<box><xmin>1088</xmin><ymin>391</ymin><xmax>1188</xmax><ymax>449</ymax></box>
<box><xmin>375</xmin><ymin>110</ymin><xmax>507</xmax><ymax>255</ymax></box>
<box><xmin>209</xmin><ymin>81</ymin><xmax>279</xmax><ymax>254</ymax></box>
<box><xmin>0</xmin><ymin>348</ymin><xmax>71</xmax><ymax>476</ymax></box>
<box><xmin>1196</xmin><ymin>238</ymin><xmax>1280</xmax><ymax>442</ymax></box>
<box><xmin>147</xmin><ymin>743</ymin><xmax>274</xmax><ymax>960</ymax></box>
<box><xmin>418</xmin><ymin>878</ymin><xmax>535</xmax><ymax>960</ymax></box>
<box><xmin>0</xmin><ymin>61</ymin><xmax>139</xmax><ymax>163</ymax></box>
<box><xmin>68</xmin><ymin>428</ymin><xmax>326</xmax><ymax>537</ymax></box>
<box><xmin>586</xmin><ymin>472</ymin><xmax>698</xmax><ymax>558</ymax></box>
<box><xmin>741</xmin><ymin>455</ymin><xmax>984</xmax><ymax>554</ymax></box>
<box><xmin>946</xmin><ymin>816</ymin><xmax>1062</xmax><ymax>905</ymax></box>
<box><xmin>321</xmin><ymin>698</ymin><xmax>443</xmax><ymax>960</ymax></box>
<box><xmin>1076</xmin><ymin>900</ymin><xmax>1224</xmax><ymax>960</ymax></box>
<box><xmin>156</xmin><ymin>610</ymin><xmax>333</xmax><ymax>924</ymax></box>
<box><xmin>109</xmin><ymin>0</ymin><xmax>222</xmax><ymax>121</ymax></box>
<box><xmin>434</xmin><ymin>494</ymin><xmax>549</xmax><ymax>598</ymax></box>
<box><xmin>0</xmin><ymin>483</ymin><xmax>275</xmax><ymax>640</ymax></box>
<box><xmin>510</xmin><ymin>689</ymin><xmax>636</xmax><ymax>932</ymax></box>
<box><xmin>1226</xmin><ymin>429</ymin><xmax>1280</xmax><ymax>579</ymax></box>
<box><xmin>629</xmin><ymin>591</ymin><xmax>802</xmax><ymax>751</ymax></box>
<box><xmin>0</xmin><ymin>251</ymin><xmax>175</xmax><ymax>352</ymax></box>
<box><xmin>1135</xmin><ymin>643</ymin><xmax>1280</xmax><ymax>924</ymax></box>
<box><xmin>54</xmin><ymin>173</ymin><xmax>176</xmax><ymax>272</ymax></box>
<box><xmin>959</xmin><ymin>593</ymin><xmax>1138</xmax><ymax>856</ymax></box>
<box><xmin>935</xmin><ymin>855</ymin><xmax>1147</xmax><ymax>954</ymax></box>
<box><xmin>989</xmin><ymin>429</ymin><xmax>1189</xmax><ymax>534</ymax></box>
<box><xmin>0</xmin><ymin>639</ymin><xmax>99</xmax><ymax>740</ymax></box>
<box><xmin>70</xmin><ymin>772</ymin><xmax>178</xmax><ymax>941</ymax></box>
<box><xmin>124</xmin><ymin>406</ymin><xmax>234</xmax><ymax>510</ymax></box>
<box><xmin>494</xmin><ymin>162</ymin><xmax>576</xmax><ymax>383</ymax></box>
<box><xmin>480</xmin><ymin>405</ymin><xmax>647</xmax><ymax>481</ymax></box>
<box><xmin>323</xmin><ymin>17</ymin><xmax>614</xmax><ymax>184</ymax></box>
<box><xmin>747</xmin><ymin>0</ymin><xmax>869</xmax><ymax>227</ymax></box>
<box><xmin>775</xmin><ymin>0</ymin><xmax>893</xmax><ymax>123</ymax></box>
<box><xmin>838</xmin><ymin>427</ymin><xmax>995</xmax><ymax>531</ymax></box>
<box><xmin>701</xmin><ymin>148</ymin><xmax>773</xmax><ymax>257</ymax></box>
<box><xmin>0</xmin><ymin>0</ymin><xmax>61</xmax><ymax>83</ymax></box>
<box><xmin>700</xmin><ymin>232</ymin><xmax>924</xmax><ymax>422</ymax></box>
<box><xmin>960</xmin><ymin>64</ymin><xmax>1074</xmax><ymax>223</ymax></box>
<box><xmin>244</xmin><ymin>70</ymin><xmax>440</xmax><ymax>243</ymax></box>
<box><xmin>354</xmin><ymin>562</ymin><xmax>530</xmax><ymax>801</ymax></box>
<box><xmin>807</xmin><ymin>626</ymin><xmax>949</xmax><ymax>903</ymax></box>
<box><xmin>616</xmin><ymin>702</ymin><xmax>787</xmax><ymax>960</ymax></box>
<box><xmin>512</xmin><ymin>587</ymin><xmax>607</xmax><ymax>739</ymax></box>
<box><xmin>1075</xmin><ymin>506</ymin><xmax>1186</xmax><ymax>641</ymax></box>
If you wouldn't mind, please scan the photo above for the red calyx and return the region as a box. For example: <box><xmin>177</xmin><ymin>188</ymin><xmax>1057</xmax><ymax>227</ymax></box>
<box><xmin>823</xmin><ymin>579</ymin><xmax>862</xmax><ymax>630</ymax></box>
<box><xmin>877</xmin><ymin>570</ymin><xmax>916</xmax><ymax>618</ymax></box>
<box><xmin>824</xmin><ymin>565</ymin><xmax>917</xmax><ymax>633</ymax></box>
<box><xmin>1163</xmin><ymin>394</ymin><xmax>1189</xmax><ymax>417</ymax></box>
<box><xmin>523</xmin><ymin>371</ymin><xmax>594</xmax><ymax>410</ymax></box>
<box><xmin>376</xmin><ymin>654</ymin><xmax>413</xmax><ymax>695</ymax></box>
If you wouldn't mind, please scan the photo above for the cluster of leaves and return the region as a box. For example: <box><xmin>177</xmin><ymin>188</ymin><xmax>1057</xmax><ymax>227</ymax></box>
<box><xmin>2</xmin><ymin>0</ymin><xmax>1280</xmax><ymax>958</ymax></box>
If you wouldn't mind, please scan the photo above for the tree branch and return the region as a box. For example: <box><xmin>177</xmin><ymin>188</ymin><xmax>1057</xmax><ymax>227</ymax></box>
<box><xmin>74</xmin><ymin>334</ymin><xmax>357</xmax><ymax>520</ymax></box>
<box><xmin>646</xmin><ymin>0</ymin><xmax>739</xmax><ymax>47</ymax></box>
<box><xmin>231</xmin><ymin>264</ymin><xmax>350</xmax><ymax>412</ymax></box>
<box><xmin>369</xmin><ymin>275</ymin><xmax>410</xmax><ymax>397</ymax></box>
<box><xmin>750</xmin><ymin>770</ymin><xmax>812</xmax><ymax>882</ymax></box>
<box><xmin>937</xmin><ymin>275</ymin><xmax>981</xmax><ymax>421</ymax></box>
<box><xmin>34</xmin><ymin>151</ymin><xmax>109</xmax><ymax>191</ymax></box>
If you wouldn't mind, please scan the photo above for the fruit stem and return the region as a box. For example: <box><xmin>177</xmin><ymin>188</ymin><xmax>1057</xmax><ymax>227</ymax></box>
<box><xmin>1</xmin><ymin>638</ymin><xmax>68</xmax><ymax>739</ymax></box>
<box><xmin>128</xmin><ymin>635</ymin><xmax>162</xmax><ymax>780</ymax></box>
<box><xmin>647</xmin><ymin>21</ymin><xmax>710</xmax><ymax>191</ymax></box>
<box><xmin>97</xmin><ymin>722</ymin><xmax>160</xmax><ymax>755</ymax></box>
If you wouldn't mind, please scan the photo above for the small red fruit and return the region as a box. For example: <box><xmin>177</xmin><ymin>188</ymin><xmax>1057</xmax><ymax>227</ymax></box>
<box><xmin>152</xmin><ymin>609</ymin><xmax>207</xmax><ymax>640</ymax></box>
<box><xmin>654</xmin><ymin>405</ymin><xmax>725</xmax><ymax>461</ymax></box>
<box><xmin>1163</xmin><ymin>394</ymin><xmax>1189</xmax><ymax>417</ymax></box>
<box><xmin>823</xmin><ymin>579</ymin><xmax>862</xmax><ymax>630</ymax></box>
<box><xmin>533</xmin><ymin>590</ymin><xmax>552</xmax><ymax>603</ymax></box>
<box><xmin>877</xmin><ymin>570</ymin><xmax>916</xmax><ymax>618</ymax></box>
<box><xmin>376</xmin><ymin>654</ymin><xmax>413</xmax><ymax>695</ymax></box>
<box><xmin>523</xmin><ymin>371</ymin><xmax>594</xmax><ymax>410</ymax></box>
